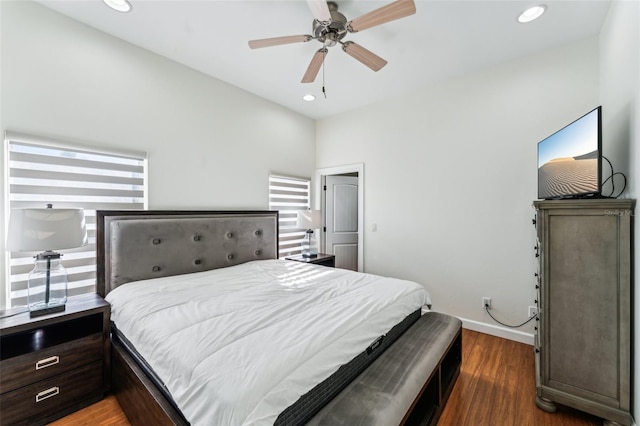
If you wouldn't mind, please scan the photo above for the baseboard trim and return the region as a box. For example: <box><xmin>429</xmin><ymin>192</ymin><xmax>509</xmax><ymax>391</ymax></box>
<box><xmin>460</xmin><ymin>317</ymin><xmax>534</xmax><ymax>345</ymax></box>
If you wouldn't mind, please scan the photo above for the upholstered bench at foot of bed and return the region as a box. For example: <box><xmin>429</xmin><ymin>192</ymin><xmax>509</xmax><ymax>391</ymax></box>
<box><xmin>306</xmin><ymin>311</ymin><xmax>462</xmax><ymax>426</ymax></box>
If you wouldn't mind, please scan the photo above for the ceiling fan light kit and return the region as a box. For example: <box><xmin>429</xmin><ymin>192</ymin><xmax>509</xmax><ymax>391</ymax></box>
<box><xmin>248</xmin><ymin>0</ymin><xmax>416</xmax><ymax>84</ymax></box>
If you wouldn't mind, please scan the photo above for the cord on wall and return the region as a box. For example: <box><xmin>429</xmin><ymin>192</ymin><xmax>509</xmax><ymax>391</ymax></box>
<box><xmin>484</xmin><ymin>303</ymin><xmax>537</xmax><ymax>328</ymax></box>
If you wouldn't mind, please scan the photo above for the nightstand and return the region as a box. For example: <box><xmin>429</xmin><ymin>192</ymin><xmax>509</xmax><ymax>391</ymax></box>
<box><xmin>0</xmin><ymin>293</ymin><xmax>110</xmax><ymax>425</ymax></box>
<box><xmin>285</xmin><ymin>253</ymin><xmax>336</xmax><ymax>268</ymax></box>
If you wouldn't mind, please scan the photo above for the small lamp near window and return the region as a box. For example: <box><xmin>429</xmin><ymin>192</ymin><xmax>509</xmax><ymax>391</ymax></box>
<box><xmin>296</xmin><ymin>209</ymin><xmax>322</xmax><ymax>258</ymax></box>
<box><xmin>6</xmin><ymin>205</ymin><xmax>88</xmax><ymax>317</ymax></box>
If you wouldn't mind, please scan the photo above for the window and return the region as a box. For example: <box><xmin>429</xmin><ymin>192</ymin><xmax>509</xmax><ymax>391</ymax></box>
<box><xmin>5</xmin><ymin>132</ymin><xmax>147</xmax><ymax>307</ymax></box>
<box><xmin>268</xmin><ymin>174</ymin><xmax>310</xmax><ymax>258</ymax></box>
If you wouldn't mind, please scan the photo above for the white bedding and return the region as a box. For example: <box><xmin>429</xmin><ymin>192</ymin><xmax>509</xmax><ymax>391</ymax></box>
<box><xmin>106</xmin><ymin>259</ymin><xmax>430</xmax><ymax>425</ymax></box>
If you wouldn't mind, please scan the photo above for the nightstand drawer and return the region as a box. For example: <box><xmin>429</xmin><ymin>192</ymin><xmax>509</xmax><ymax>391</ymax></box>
<box><xmin>0</xmin><ymin>361</ymin><xmax>103</xmax><ymax>426</ymax></box>
<box><xmin>0</xmin><ymin>333</ymin><xmax>102</xmax><ymax>394</ymax></box>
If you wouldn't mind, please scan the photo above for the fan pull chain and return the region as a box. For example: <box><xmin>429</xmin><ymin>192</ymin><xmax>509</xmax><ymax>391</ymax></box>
<box><xmin>322</xmin><ymin>49</ymin><xmax>327</xmax><ymax>99</ymax></box>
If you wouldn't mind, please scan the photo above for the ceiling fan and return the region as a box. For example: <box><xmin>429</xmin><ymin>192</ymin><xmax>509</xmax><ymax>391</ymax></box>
<box><xmin>248</xmin><ymin>0</ymin><xmax>416</xmax><ymax>84</ymax></box>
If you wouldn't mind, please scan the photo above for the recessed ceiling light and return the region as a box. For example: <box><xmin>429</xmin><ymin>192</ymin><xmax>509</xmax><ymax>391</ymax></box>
<box><xmin>303</xmin><ymin>94</ymin><xmax>315</xmax><ymax>101</ymax></box>
<box><xmin>103</xmin><ymin>0</ymin><xmax>132</xmax><ymax>13</ymax></box>
<box><xmin>518</xmin><ymin>5</ymin><xmax>546</xmax><ymax>23</ymax></box>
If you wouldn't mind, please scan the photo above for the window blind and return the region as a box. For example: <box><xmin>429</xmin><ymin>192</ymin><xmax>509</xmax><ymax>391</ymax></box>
<box><xmin>268</xmin><ymin>174</ymin><xmax>310</xmax><ymax>258</ymax></box>
<box><xmin>5</xmin><ymin>132</ymin><xmax>147</xmax><ymax>307</ymax></box>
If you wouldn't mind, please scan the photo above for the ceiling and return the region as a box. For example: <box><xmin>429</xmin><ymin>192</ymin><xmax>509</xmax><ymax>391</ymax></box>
<box><xmin>36</xmin><ymin>0</ymin><xmax>611</xmax><ymax>120</ymax></box>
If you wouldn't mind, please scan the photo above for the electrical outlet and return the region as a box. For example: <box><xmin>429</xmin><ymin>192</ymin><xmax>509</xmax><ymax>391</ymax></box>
<box><xmin>482</xmin><ymin>297</ymin><xmax>491</xmax><ymax>309</ymax></box>
<box><xmin>528</xmin><ymin>306</ymin><xmax>538</xmax><ymax>317</ymax></box>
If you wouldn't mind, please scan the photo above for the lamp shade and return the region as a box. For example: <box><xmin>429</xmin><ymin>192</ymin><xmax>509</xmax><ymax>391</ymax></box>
<box><xmin>7</xmin><ymin>208</ymin><xmax>88</xmax><ymax>252</ymax></box>
<box><xmin>296</xmin><ymin>210</ymin><xmax>322</xmax><ymax>230</ymax></box>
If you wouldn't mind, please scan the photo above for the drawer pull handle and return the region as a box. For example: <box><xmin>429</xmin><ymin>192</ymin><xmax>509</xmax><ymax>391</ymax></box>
<box><xmin>35</xmin><ymin>386</ymin><xmax>59</xmax><ymax>403</ymax></box>
<box><xmin>35</xmin><ymin>355</ymin><xmax>59</xmax><ymax>370</ymax></box>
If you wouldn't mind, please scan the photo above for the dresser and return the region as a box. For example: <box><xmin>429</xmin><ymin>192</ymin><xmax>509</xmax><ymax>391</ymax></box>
<box><xmin>0</xmin><ymin>293</ymin><xmax>110</xmax><ymax>425</ymax></box>
<box><xmin>533</xmin><ymin>199</ymin><xmax>633</xmax><ymax>426</ymax></box>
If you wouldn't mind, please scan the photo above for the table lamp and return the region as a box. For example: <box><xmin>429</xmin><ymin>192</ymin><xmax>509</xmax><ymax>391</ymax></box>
<box><xmin>296</xmin><ymin>209</ymin><xmax>322</xmax><ymax>258</ymax></box>
<box><xmin>7</xmin><ymin>205</ymin><xmax>88</xmax><ymax>317</ymax></box>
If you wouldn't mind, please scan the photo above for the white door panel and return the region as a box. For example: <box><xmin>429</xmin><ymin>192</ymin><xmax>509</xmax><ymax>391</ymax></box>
<box><xmin>333</xmin><ymin>184</ymin><xmax>358</xmax><ymax>233</ymax></box>
<box><xmin>325</xmin><ymin>176</ymin><xmax>358</xmax><ymax>271</ymax></box>
<box><xmin>333</xmin><ymin>244</ymin><xmax>358</xmax><ymax>270</ymax></box>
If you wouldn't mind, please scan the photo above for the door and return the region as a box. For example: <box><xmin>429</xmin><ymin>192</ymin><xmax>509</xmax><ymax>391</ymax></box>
<box><xmin>324</xmin><ymin>175</ymin><xmax>358</xmax><ymax>271</ymax></box>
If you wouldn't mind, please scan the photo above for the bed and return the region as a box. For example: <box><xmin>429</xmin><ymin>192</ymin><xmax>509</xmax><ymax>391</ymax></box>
<box><xmin>97</xmin><ymin>210</ymin><xmax>461</xmax><ymax>426</ymax></box>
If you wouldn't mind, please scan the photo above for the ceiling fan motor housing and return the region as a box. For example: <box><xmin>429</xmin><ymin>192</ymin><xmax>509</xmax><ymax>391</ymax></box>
<box><xmin>312</xmin><ymin>2</ymin><xmax>348</xmax><ymax>47</ymax></box>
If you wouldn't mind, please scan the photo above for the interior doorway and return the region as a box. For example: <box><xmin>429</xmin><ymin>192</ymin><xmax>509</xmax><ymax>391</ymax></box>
<box><xmin>315</xmin><ymin>164</ymin><xmax>364</xmax><ymax>271</ymax></box>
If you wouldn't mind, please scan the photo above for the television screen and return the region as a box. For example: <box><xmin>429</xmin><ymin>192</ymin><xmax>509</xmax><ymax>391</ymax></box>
<box><xmin>537</xmin><ymin>106</ymin><xmax>601</xmax><ymax>199</ymax></box>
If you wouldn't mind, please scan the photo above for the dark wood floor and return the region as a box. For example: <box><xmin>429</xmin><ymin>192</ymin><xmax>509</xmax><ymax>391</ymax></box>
<box><xmin>51</xmin><ymin>329</ymin><xmax>602</xmax><ymax>426</ymax></box>
<box><xmin>437</xmin><ymin>329</ymin><xmax>601</xmax><ymax>426</ymax></box>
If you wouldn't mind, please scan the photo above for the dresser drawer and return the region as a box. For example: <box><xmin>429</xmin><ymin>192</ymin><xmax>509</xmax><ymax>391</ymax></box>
<box><xmin>0</xmin><ymin>361</ymin><xmax>103</xmax><ymax>425</ymax></box>
<box><xmin>0</xmin><ymin>333</ymin><xmax>102</xmax><ymax>394</ymax></box>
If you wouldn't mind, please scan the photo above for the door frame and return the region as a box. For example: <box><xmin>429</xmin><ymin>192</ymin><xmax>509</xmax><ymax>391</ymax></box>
<box><xmin>315</xmin><ymin>163</ymin><xmax>364</xmax><ymax>272</ymax></box>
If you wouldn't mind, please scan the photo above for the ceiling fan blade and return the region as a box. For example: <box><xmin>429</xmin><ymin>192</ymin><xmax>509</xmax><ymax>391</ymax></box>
<box><xmin>306</xmin><ymin>0</ymin><xmax>332</xmax><ymax>22</ymax></box>
<box><xmin>342</xmin><ymin>41</ymin><xmax>387</xmax><ymax>72</ymax></box>
<box><xmin>348</xmin><ymin>0</ymin><xmax>416</xmax><ymax>32</ymax></box>
<box><xmin>248</xmin><ymin>35</ymin><xmax>312</xmax><ymax>49</ymax></box>
<box><xmin>301</xmin><ymin>49</ymin><xmax>328</xmax><ymax>83</ymax></box>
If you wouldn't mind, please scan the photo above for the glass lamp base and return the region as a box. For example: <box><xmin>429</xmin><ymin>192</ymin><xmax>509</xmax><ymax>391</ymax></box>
<box><xmin>27</xmin><ymin>251</ymin><xmax>68</xmax><ymax>318</ymax></box>
<box><xmin>29</xmin><ymin>303</ymin><xmax>66</xmax><ymax>318</ymax></box>
<box><xmin>302</xmin><ymin>230</ymin><xmax>318</xmax><ymax>258</ymax></box>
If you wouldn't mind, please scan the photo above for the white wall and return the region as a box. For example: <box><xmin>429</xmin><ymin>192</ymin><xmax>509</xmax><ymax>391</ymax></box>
<box><xmin>599</xmin><ymin>0</ymin><xmax>639</xmax><ymax>420</ymax></box>
<box><xmin>0</xmin><ymin>1</ymin><xmax>315</xmax><ymax>305</ymax></box>
<box><xmin>316</xmin><ymin>38</ymin><xmax>600</xmax><ymax>342</ymax></box>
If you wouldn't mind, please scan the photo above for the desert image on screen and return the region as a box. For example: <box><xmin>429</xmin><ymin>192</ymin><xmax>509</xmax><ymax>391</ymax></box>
<box><xmin>538</xmin><ymin>110</ymin><xmax>599</xmax><ymax>199</ymax></box>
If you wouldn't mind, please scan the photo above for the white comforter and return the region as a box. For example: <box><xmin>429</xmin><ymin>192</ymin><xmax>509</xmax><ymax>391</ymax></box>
<box><xmin>106</xmin><ymin>259</ymin><xmax>430</xmax><ymax>425</ymax></box>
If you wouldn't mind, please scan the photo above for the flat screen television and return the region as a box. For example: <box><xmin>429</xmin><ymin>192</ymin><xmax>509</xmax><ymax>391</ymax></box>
<box><xmin>537</xmin><ymin>106</ymin><xmax>602</xmax><ymax>200</ymax></box>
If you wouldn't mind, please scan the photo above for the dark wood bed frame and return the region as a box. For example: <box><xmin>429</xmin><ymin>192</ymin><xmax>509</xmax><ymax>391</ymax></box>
<box><xmin>96</xmin><ymin>210</ymin><xmax>462</xmax><ymax>426</ymax></box>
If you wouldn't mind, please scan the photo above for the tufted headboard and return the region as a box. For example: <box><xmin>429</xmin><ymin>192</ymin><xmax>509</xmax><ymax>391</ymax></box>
<box><xmin>96</xmin><ymin>210</ymin><xmax>279</xmax><ymax>297</ymax></box>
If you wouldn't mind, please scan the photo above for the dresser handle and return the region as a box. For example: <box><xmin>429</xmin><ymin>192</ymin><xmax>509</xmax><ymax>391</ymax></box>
<box><xmin>35</xmin><ymin>355</ymin><xmax>59</xmax><ymax>370</ymax></box>
<box><xmin>35</xmin><ymin>386</ymin><xmax>59</xmax><ymax>403</ymax></box>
